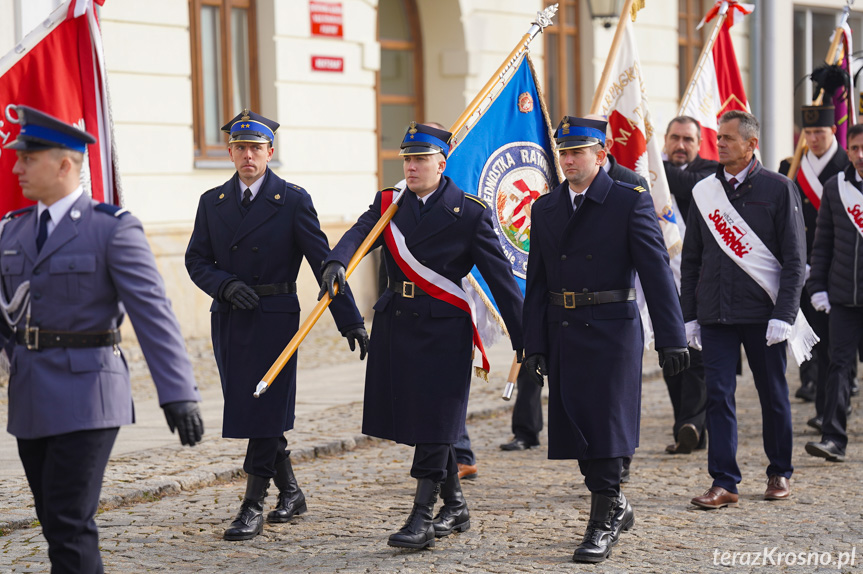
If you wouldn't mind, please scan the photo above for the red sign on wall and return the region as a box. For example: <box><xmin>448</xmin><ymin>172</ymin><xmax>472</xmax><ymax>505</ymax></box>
<box><xmin>310</xmin><ymin>1</ymin><xmax>343</xmax><ymax>38</ymax></box>
<box><xmin>311</xmin><ymin>56</ymin><xmax>344</xmax><ymax>73</ymax></box>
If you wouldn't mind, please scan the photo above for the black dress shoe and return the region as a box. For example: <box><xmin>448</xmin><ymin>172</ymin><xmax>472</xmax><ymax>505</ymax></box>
<box><xmin>805</xmin><ymin>440</ymin><xmax>845</xmax><ymax>462</ymax></box>
<box><xmin>795</xmin><ymin>381</ymin><xmax>816</xmax><ymax>402</ymax></box>
<box><xmin>499</xmin><ymin>437</ymin><xmax>537</xmax><ymax>451</ymax></box>
<box><xmin>806</xmin><ymin>416</ymin><xmax>823</xmax><ymax>432</ymax></box>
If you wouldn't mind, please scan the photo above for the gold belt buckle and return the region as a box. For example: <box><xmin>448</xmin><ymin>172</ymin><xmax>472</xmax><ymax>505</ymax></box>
<box><xmin>25</xmin><ymin>326</ymin><xmax>39</xmax><ymax>350</ymax></box>
<box><xmin>563</xmin><ymin>292</ymin><xmax>575</xmax><ymax>309</ymax></box>
<box><xmin>403</xmin><ymin>281</ymin><xmax>415</xmax><ymax>298</ymax></box>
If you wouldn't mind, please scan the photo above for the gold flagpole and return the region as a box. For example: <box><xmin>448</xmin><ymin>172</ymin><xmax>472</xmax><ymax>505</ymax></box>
<box><xmin>589</xmin><ymin>0</ymin><xmax>637</xmax><ymax>114</ymax></box>
<box><xmin>254</xmin><ymin>5</ymin><xmax>560</xmax><ymax>398</ymax></box>
<box><xmin>787</xmin><ymin>4</ymin><xmax>852</xmax><ymax>181</ymax></box>
<box><xmin>677</xmin><ymin>3</ymin><xmax>728</xmax><ymax>116</ymax></box>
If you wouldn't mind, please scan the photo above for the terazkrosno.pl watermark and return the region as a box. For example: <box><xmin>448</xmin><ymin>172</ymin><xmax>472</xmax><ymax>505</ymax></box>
<box><xmin>712</xmin><ymin>547</ymin><xmax>856</xmax><ymax>569</ymax></box>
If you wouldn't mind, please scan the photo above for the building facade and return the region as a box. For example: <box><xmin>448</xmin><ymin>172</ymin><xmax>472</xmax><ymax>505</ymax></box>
<box><xmin>0</xmin><ymin>0</ymin><xmax>859</xmax><ymax>339</ymax></box>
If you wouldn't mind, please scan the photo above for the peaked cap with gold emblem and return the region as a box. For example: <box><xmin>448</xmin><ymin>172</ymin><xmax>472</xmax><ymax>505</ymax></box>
<box><xmin>221</xmin><ymin>109</ymin><xmax>280</xmax><ymax>144</ymax></box>
<box><xmin>399</xmin><ymin>121</ymin><xmax>452</xmax><ymax>157</ymax></box>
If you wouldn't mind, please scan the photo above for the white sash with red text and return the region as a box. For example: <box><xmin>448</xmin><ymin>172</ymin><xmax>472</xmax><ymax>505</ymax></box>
<box><xmin>837</xmin><ymin>171</ymin><xmax>863</xmax><ymax>240</ymax></box>
<box><xmin>692</xmin><ymin>175</ymin><xmax>817</xmax><ymax>365</ymax></box>
<box><xmin>797</xmin><ymin>154</ymin><xmax>823</xmax><ymax>210</ymax></box>
<box><xmin>381</xmin><ymin>189</ymin><xmax>491</xmax><ymax>378</ymax></box>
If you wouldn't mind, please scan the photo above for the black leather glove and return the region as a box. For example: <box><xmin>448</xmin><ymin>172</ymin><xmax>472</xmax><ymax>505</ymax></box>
<box><xmin>222</xmin><ymin>279</ymin><xmax>259</xmax><ymax>310</ymax></box>
<box><xmin>162</xmin><ymin>401</ymin><xmax>204</xmax><ymax>447</ymax></box>
<box><xmin>523</xmin><ymin>353</ymin><xmax>548</xmax><ymax>387</ymax></box>
<box><xmin>516</xmin><ymin>349</ymin><xmax>524</xmax><ymax>363</ymax></box>
<box><xmin>318</xmin><ymin>262</ymin><xmax>347</xmax><ymax>300</ymax></box>
<box><xmin>658</xmin><ymin>346</ymin><xmax>690</xmax><ymax>378</ymax></box>
<box><xmin>343</xmin><ymin>326</ymin><xmax>369</xmax><ymax>360</ymax></box>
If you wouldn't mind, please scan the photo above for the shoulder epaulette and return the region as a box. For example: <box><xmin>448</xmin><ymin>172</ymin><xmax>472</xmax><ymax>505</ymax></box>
<box><xmin>615</xmin><ymin>180</ymin><xmax>645</xmax><ymax>193</ymax></box>
<box><xmin>2</xmin><ymin>206</ymin><xmax>35</xmax><ymax>221</ymax></box>
<box><xmin>287</xmin><ymin>182</ymin><xmax>304</xmax><ymax>192</ymax></box>
<box><xmin>465</xmin><ymin>194</ymin><xmax>488</xmax><ymax>208</ymax></box>
<box><xmin>94</xmin><ymin>203</ymin><xmax>131</xmax><ymax>218</ymax></box>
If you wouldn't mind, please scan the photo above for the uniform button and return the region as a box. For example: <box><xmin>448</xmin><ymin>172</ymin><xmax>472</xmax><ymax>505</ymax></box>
<box><xmin>412</xmin><ymin>312</ymin><xmax>419</xmax><ymax>317</ymax></box>
<box><xmin>804</xmin><ymin>226</ymin><xmax>808</xmax><ymax>232</ymax></box>
<box><xmin>585</xmin><ymin>323</ymin><xmax>590</xmax><ymax>327</ymax></box>
<box><xmin>69</xmin><ymin>263</ymin><xmax>76</xmax><ymax>270</ymax></box>
<box><xmin>252</xmin><ymin>247</ymin><xmax>259</xmax><ymax>252</ymax></box>
<box><xmin>561</xmin><ymin>254</ymin><xmax>567</xmax><ymax>261</ymax></box>
<box><xmin>231</xmin><ymin>245</ymin><xmax>238</xmax><ymax>251</ymax></box>
<box><xmin>562</xmin><ymin>321</ymin><xmax>569</xmax><ymax>327</ymax></box>
<box><xmin>421</xmin><ymin>260</ymin><xmax>427</xmax><ymax>264</ymax></box>
<box><xmin>804</xmin><ymin>198</ymin><xmax>810</xmax><ymax>204</ymax></box>
<box><xmin>586</xmin><ymin>254</ymin><xmax>592</xmax><ymax>260</ymax></box>
<box><xmin>33</xmin><ymin>267</ymin><xmax>40</xmax><ymax>275</ymax></box>
<box><xmin>582</xmin><ymin>288</ymin><xmax>589</xmax><ymax>293</ymax></box>
<box><xmin>33</xmin><ymin>292</ymin><xmax>41</xmax><ymax>300</ymax></box>
<box><xmin>395</xmin><ymin>310</ymin><xmax>401</xmax><ymax>316</ymax></box>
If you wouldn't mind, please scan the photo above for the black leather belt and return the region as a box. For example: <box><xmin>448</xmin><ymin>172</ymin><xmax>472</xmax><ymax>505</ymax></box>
<box><xmin>16</xmin><ymin>328</ymin><xmax>122</xmax><ymax>350</ymax></box>
<box><xmin>392</xmin><ymin>281</ymin><xmax>428</xmax><ymax>298</ymax></box>
<box><xmin>251</xmin><ymin>282</ymin><xmax>297</xmax><ymax>296</ymax></box>
<box><xmin>548</xmin><ymin>288</ymin><xmax>636</xmax><ymax>309</ymax></box>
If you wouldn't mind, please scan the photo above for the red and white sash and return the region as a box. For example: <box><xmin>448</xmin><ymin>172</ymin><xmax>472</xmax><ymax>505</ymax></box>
<box><xmin>381</xmin><ymin>189</ymin><xmax>491</xmax><ymax>377</ymax></box>
<box><xmin>692</xmin><ymin>175</ymin><xmax>818</xmax><ymax>365</ymax></box>
<box><xmin>796</xmin><ymin>155</ymin><xmax>823</xmax><ymax>210</ymax></box>
<box><xmin>837</xmin><ymin>171</ymin><xmax>863</xmax><ymax>240</ymax></box>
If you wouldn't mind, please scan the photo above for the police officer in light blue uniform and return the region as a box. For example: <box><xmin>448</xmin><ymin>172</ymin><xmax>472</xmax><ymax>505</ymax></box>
<box><xmin>0</xmin><ymin>105</ymin><xmax>203</xmax><ymax>574</ymax></box>
<box><xmin>185</xmin><ymin>110</ymin><xmax>368</xmax><ymax>541</ymax></box>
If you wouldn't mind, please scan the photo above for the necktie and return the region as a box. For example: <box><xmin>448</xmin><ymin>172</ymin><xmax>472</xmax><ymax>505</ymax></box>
<box><xmin>728</xmin><ymin>177</ymin><xmax>738</xmax><ymax>189</ymax></box>
<box><xmin>573</xmin><ymin>194</ymin><xmax>585</xmax><ymax>211</ymax></box>
<box><xmin>36</xmin><ymin>210</ymin><xmax>51</xmax><ymax>253</ymax></box>
<box><xmin>419</xmin><ymin>198</ymin><xmax>431</xmax><ymax>218</ymax></box>
<box><xmin>242</xmin><ymin>188</ymin><xmax>252</xmax><ymax>208</ymax></box>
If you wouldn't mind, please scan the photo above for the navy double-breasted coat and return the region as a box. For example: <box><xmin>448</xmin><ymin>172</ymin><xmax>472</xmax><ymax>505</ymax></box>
<box><xmin>325</xmin><ymin>177</ymin><xmax>524</xmax><ymax>444</ymax></box>
<box><xmin>0</xmin><ymin>195</ymin><xmax>201</xmax><ymax>439</ymax></box>
<box><xmin>185</xmin><ymin>169</ymin><xmax>363</xmax><ymax>438</ymax></box>
<box><xmin>523</xmin><ymin>169</ymin><xmax>686</xmax><ymax>460</ymax></box>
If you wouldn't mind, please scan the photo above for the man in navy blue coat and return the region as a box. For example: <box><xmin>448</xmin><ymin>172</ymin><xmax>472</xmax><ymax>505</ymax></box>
<box><xmin>522</xmin><ymin>116</ymin><xmax>688</xmax><ymax>563</ymax></box>
<box><xmin>1</xmin><ymin>106</ymin><xmax>203</xmax><ymax>573</ymax></box>
<box><xmin>321</xmin><ymin>122</ymin><xmax>524</xmax><ymax>550</ymax></box>
<box><xmin>185</xmin><ymin>110</ymin><xmax>367</xmax><ymax>541</ymax></box>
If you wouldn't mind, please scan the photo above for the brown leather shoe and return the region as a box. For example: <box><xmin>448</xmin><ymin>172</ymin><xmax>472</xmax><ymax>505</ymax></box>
<box><xmin>690</xmin><ymin>486</ymin><xmax>739</xmax><ymax>509</ymax></box>
<box><xmin>764</xmin><ymin>475</ymin><xmax>790</xmax><ymax>500</ymax></box>
<box><xmin>457</xmin><ymin>463</ymin><xmax>477</xmax><ymax>480</ymax></box>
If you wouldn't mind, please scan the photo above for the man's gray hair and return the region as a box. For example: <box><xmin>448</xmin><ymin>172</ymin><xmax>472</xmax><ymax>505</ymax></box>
<box><xmin>719</xmin><ymin>110</ymin><xmax>759</xmax><ymax>141</ymax></box>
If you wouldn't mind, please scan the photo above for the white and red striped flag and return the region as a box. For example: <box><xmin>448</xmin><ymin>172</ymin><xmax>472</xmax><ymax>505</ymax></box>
<box><xmin>0</xmin><ymin>0</ymin><xmax>119</xmax><ymax>215</ymax></box>
<box><xmin>680</xmin><ymin>1</ymin><xmax>753</xmax><ymax>160</ymax></box>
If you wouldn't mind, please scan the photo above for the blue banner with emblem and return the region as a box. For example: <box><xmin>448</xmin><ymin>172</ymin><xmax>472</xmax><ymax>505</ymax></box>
<box><xmin>445</xmin><ymin>55</ymin><xmax>559</xmax><ymax>330</ymax></box>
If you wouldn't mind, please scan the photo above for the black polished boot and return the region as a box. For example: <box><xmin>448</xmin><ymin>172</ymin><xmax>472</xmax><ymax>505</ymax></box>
<box><xmin>267</xmin><ymin>457</ymin><xmax>307</xmax><ymax>523</ymax></box>
<box><xmin>572</xmin><ymin>493</ymin><xmax>616</xmax><ymax>563</ymax></box>
<box><xmin>433</xmin><ymin>472</ymin><xmax>470</xmax><ymax>537</ymax></box>
<box><xmin>224</xmin><ymin>474</ymin><xmax>270</xmax><ymax>541</ymax></box>
<box><xmin>387</xmin><ymin>479</ymin><xmax>440</xmax><ymax>549</ymax></box>
<box><xmin>609</xmin><ymin>492</ymin><xmax>634</xmax><ymax>545</ymax></box>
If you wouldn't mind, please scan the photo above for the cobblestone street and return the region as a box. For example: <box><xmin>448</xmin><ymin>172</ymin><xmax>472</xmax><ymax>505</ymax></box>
<box><xmin>1</xmin><ymin>336</ymin><xmax>861</xmax><ymax>572</ymax></box>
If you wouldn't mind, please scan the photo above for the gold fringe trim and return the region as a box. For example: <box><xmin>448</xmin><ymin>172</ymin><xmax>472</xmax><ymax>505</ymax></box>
<box><xmin>468</xmin><ymin>274</ymin><xmax>509</xmax><ymax>338</ymax></box>
<box><xmin>474</xmin><ymin>366</ymin><xmax>489</xmax><ymax>381</ymax></box>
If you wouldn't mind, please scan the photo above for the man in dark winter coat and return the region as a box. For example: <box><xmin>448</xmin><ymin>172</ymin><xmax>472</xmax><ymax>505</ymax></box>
<box><xmin>682</xmin><ymin>111</ymin><xmax>806</xmax><ymax>509</ymax></box>
<box><xmin>522</xmin><ymin>115</ymin><xmax>688</xmax><ymax>563</ymax></box>
<box><xmin>779</xmin><ymin>105</ymin><xmax>850</xmax><ymax>427</ymax></box>
<box><xmin>321</xmin><ymin>122</ymin><xmax>524</xmax><ymax>550</ymax></box>
<box><xmin>805</xmin><ymin>122</ymin><xmax>863</xmax><ymax>463</ymax></box>
<box><xmin>186</xmin><ymin>110</ymin><xmax>368</xmax><ymax>541</ymax></box>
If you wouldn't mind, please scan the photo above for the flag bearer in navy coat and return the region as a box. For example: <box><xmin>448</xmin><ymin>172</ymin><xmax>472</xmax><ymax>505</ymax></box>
<box><xmin>320</xmin><ymin>123</ymin><xmax>524</xmax><ymax>550</ymax></box>
<box><xmin>1</xmin><ymin>106</ymin><xmax>203</xmax><ymax>573</ymax></box>
<box><xmin>522</xmin><ymin>116</ymin><xmax>688</xmax><ymax>563</ymax></box>
<box><xmin>185</xmin><ymin>110</ymin><xmax>368</xmax><ymax>541</ymax></box>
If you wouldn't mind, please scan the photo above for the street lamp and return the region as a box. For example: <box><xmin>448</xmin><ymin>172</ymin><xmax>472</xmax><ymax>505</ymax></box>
<box><xmin>587</xmin><ymin>0</ymin><xmax>624</xmax><ymax>28</ymax></box>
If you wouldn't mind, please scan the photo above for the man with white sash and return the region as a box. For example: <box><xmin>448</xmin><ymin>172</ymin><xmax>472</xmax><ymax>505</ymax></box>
<box><xmin>320</xmin><ymin>122</ymin><xmax>524</xmax><ymax>550</ymax></box>
<box><xmin>682</xmin><ymin>111</ymin><xmax>808</xmax><ymax>509</ymax></box>
<box><xmin>779</xmin><ymin>104</ymin><xmax>849</xmax><ymax>425</ymax></box>
<box><xmin>804</xmin><ymin>123</ymin><xmax>863</xmax><ymax>463</ymax></box>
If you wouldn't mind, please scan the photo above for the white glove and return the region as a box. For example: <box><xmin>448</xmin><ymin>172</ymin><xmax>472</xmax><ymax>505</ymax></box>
<box><xmin>685</xmin><ymin>320</ymin><xmax>702</xmax><ymax>351</ymax></box>
<box><xmin>810</xmin><ymin>291</ymin><xmax>831</xmax><ymax>314</ymax></box>
<box><xmin>765</xmin><ymin>319</ymin><xmax>793</xmax><ymax>346</ymax></box>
